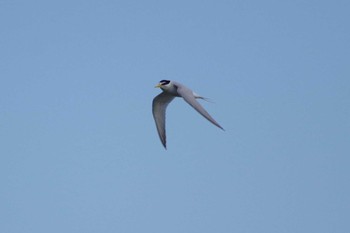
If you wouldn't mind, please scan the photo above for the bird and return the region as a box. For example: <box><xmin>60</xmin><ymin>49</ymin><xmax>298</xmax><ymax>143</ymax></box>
<box><xmin>152</xmin><ymin>80</ymin><xmax>224</xmax><ymax>149</ymax></box>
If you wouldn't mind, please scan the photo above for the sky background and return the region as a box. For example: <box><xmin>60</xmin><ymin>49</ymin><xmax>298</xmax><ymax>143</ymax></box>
<box><xmin>1</xmin><ymin>0</ymin><xmax>349</xmax><ymax>232</ymax></box>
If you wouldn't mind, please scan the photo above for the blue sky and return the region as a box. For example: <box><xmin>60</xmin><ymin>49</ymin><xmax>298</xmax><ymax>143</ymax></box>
<box><xmin>1</xmin><ymin>0</ymin><xmax>349</xmax><ymax>232</ymax></box>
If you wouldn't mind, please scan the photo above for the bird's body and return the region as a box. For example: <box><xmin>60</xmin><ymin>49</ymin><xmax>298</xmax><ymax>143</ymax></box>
<box><xmin>152</xmin><ymin>80</ymin><xmax>224</xmax><ymax>149</ymax></box>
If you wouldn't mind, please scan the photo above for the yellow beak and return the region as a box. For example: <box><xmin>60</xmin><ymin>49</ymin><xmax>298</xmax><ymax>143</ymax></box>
<box><xmin>155</xmin><ymin>83</ymin><xmax>161</xmax><ymax>88</ymax></box>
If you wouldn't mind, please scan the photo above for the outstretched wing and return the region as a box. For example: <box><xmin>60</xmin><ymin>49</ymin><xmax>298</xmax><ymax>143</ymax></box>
<box><xmin>177</xmin><ymin>85</ymin><xmax>224</xmax><ymax>130</ymax></box>
<box><xmin>152</xmin><ymin>92</ymin><xmax>175</xmax><ymax>149</ymax></box>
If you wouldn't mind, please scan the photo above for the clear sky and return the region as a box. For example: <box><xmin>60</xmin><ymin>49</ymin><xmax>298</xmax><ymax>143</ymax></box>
<box><xmin>1</xmin><ymin>0</ymin><xmax>349</xmax><ymax>232</ymax></box>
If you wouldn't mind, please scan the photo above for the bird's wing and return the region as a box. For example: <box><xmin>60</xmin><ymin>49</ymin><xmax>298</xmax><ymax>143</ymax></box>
<box><xmin>176</xmin><ymin>84</ymin><xmax>224</xmax><ymax>130</ymax></box>
<box><xmin>152</xmin><ymin>92</ymin><xmax>175</xmax><ymax>149</ymax></box>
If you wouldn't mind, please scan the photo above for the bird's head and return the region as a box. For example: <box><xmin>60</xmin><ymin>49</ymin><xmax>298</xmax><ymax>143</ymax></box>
<box><xmin>155</xmin><ymin>80</ymin><xmax>171</xmax><ymax>90</ymax></box>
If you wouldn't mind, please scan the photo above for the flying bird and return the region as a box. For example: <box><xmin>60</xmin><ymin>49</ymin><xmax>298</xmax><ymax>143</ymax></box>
<box><xmin>152</xmin><ymin>80</ymin><xmax>224</xmax><ymax>149</ymax></box>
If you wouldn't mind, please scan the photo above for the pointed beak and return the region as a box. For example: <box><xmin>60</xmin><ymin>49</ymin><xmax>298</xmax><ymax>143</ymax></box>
<box><xmin>155</xmin><ymin>83</ymin><xmax>161</xmax><ymax>88</ymax></box>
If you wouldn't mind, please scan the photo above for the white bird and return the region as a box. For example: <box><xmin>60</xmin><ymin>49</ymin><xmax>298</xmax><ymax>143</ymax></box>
<box><xmin>152</xmin><ymin>80</ymin><xmax>224</xmax><ymax>149</ymax></box>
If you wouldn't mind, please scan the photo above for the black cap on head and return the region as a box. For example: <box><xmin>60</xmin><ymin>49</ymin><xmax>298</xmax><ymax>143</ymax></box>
<box><xmin>159</xmin><ymin>80</ymin><xmax>170</xmax><ymax>85</ymax></box>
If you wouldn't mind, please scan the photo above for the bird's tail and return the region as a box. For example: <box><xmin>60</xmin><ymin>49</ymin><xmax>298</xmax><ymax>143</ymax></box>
<box><xmin>193</xmin><ymin>92</ymin><xmax>214</xmax><ymax>103</ymax></box>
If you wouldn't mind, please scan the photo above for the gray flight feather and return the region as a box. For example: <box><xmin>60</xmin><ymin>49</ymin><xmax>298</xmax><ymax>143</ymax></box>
<box><xmin>176</xmin><ymin>84</ymin><xmax>224</xmax><ymax>130</ymax></box>
<box><xmin>152</xmin><ymin>92</ymin><xmax>175</xmax><ymax>149</ymax></box>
